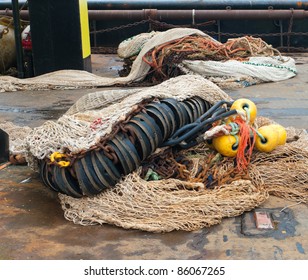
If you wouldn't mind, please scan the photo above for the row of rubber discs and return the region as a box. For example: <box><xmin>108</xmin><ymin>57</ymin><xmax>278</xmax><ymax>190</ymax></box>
<box><xmin>40</xmin><ymin>97</ymin><xmax>211</xmax><ymax>197</ymax></box>
<box><xmin>211</xmin><ymin>98</ymin><xmax>287</xmax><ymax>157</ymax></box>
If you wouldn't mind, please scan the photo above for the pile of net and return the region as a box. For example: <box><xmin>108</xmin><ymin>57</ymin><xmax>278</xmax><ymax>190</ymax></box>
<box><xmin>59</xmin><ymin>123</ymin><xmax>308</xmax><ymax>232</ymax></box>
<box><xmin>2</xmin><ymin>74</ymin><xmax>307</xmax><ymax>233</ymax></box>
<box><xmin>121</xmin><ymin>33</ymin><xmax>296</xmax><ymax>88</ymax></box>
<box><xmin>0</xmin><ymin>28</ymin><xmax>297</xmax><ymax>92</ymax></box>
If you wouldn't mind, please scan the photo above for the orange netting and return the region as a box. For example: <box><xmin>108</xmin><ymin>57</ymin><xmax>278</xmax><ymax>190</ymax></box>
<box><xmin>141</xmin><ymin>35</ymin><xmax>280</xmax><ymax>81</ymax></box>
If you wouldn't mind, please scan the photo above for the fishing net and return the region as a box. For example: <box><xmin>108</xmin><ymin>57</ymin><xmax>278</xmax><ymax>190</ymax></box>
<box><xmin>26</xmin><ymin>76</ymin><xmax>308</xmax><ymax>232</ymax></box>
<box><xmin>117</xmin><ymin>31</ymin><xmax>159</xmax><ymax>59</ymax></box>
<box><xmin>0</xmin><ymin>28</ymin><xmax>296</xmax><ymax>92</ymax></box>
<box><xmin>0</xmin><ymin>121</ymin><xmax>32</xmax><ymax>156</ymax></box>
<box><xmin>179</xmin><ymin>56</ymin><xmax>297</xmax><ymax>89</ymax></box>
<box><xmin>0</xmin><ymin>28</ymin><xmax>208</xmax><ymax>92</ymax></box>
<box><xmin>60</xmin><ymin>178</ymin><xmax>267</xmax><ymax>232</ymax></box>
<box><xmin>20</xmin><ymin>75</ymin><xmax>229</xmax><ymax>170</ymax></box>
<box><xmin>0</xmin><ymin>26</ymin><xmax>304</xmax><ymax>232</ymax></box>
<box><xmin>59</xmin><ymin>122</ymin><xmax>307</xmax><ymax>232</ymax></box>
<box><xmin>120</xmin><ymin>34</ymin><xmax>295</xmax><ymax>87</ymax></box>
<box><xmin>1</xmin><ymin>73</ymin><xmax>307</xmax><ymax>232</ymax></box>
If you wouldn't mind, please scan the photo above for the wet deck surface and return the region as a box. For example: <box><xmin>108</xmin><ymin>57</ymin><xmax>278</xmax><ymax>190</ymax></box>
<box><xmin>0</xmin><ymin>54</ymin><xmax>308</xmax><ymax>260</ymax></box>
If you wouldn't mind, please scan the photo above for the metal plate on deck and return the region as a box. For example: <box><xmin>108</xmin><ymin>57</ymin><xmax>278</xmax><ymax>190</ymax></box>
<box><xmin>241</xmin><ymin>208</ymin><xmax>298</xmax><ymax>240</ymax></box>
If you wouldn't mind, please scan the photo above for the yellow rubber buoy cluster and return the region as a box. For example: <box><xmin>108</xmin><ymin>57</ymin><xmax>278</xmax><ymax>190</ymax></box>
<box><xmin>270</xmin><ymin>124</ymin><xmax>287</xmax><ymax>145</ymax></box>
<box><xmin>255</xmin><ymin>124</ymin><xmax>287</xmax><ymax>152</ymax></box>
<box><xmin>230</xmin><ymin>98</ymin><xmax>258</xmax><ymax>124</ymax></box>
<box><xmin>209</xmin><ymin>98</ymin><xmax>287</xmax><ymax>157</ymax></box>
<box><xmin>212</xmin><ymin>134</ymin><xmax>239</xmax><ymax>157</ymax></box>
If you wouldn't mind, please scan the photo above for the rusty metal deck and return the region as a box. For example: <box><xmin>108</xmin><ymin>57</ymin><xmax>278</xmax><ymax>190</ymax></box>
<box><xmin>0</xmin><ymin>54</ymin><xmax>307</xmax><ymax>260</ymax></box>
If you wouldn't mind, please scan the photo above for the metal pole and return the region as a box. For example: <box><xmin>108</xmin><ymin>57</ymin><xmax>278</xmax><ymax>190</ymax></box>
<box><xmin>2</xmin><ymin>9</ymin><xmax>308</xmax><ymax>20</ymax></box>
<box><xmin>11</xmin><ymin>0</ymin><xmax>24</xmax><ymax>78</ymax></box>
<box><xmin>279</xmin><ymin>20</ymin><xmax>284</xmax><ymax>47</ymax></box>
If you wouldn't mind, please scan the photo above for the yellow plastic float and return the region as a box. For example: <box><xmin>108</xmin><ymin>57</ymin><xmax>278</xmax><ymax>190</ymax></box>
<box><xmin>212</xmin><ymin>134</ymin><xmax>239</xmax><ymax>157</ymax></box>
<box><xmin>230</xmin><ymin>98</ymin><xmax>258</xmax><ymax>124</ymax></box>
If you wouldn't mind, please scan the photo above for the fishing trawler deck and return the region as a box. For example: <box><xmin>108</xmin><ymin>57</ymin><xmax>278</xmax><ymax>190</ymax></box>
<box><xmin>0</xmin><ymin>53</ymin><xmax>307</xmax><ymax>260</ymax></box>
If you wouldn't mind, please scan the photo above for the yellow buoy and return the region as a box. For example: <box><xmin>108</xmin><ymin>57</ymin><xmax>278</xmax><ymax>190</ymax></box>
<box><xmin>268</xmin><ymin>124</ymin><xmax>287</xmax><ymax>145</ymax></box>
<box><xmin>255</xmin><ymin>125</ymin><xmax>279</xmax><ymax>152</ymax></box>
<box><xmin>212</xmin><ymin>134</ymin><xmax>239</xmax><ymax>157</ymax></box>
<box><xmin>230</xmin><ymin>98</ymin><xmax>257</xmax><ymax>124</ymax></box>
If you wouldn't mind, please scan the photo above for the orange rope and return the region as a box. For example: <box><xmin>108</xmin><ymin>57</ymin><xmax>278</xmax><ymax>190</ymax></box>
<box><xmin>234</xmin><ymin>117</ymin><xmax>256</xmax><ymax>171</ymax></box>
<box><xmin>142</xmin><ymin>35</ymin><xmax>264</xmax><ymax>78</ymax></box>
<box><xmin>142</xmin><ymin>36</ymin><xmax>253</xmax><ymax>77</ymax></box>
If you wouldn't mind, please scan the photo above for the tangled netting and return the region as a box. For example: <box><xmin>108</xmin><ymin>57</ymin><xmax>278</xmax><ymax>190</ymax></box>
<box><xmin>60</xmin><ymin>179</ymin><xmax>267</xmax><ymax>232</ymax></box>
<box><xmin>117</xmin><ymin>31</ymin><xmax>159</xmax><ymax>59</ymax></box>
<box><xmin>1</xmin><ymin>73</ymin><xmax>307</xmax><ymax>232</ymax></box>
<box><xmin>120</xmin><ymin>34</ymin><xmax>296</xmax><ymax>87</ymax></box>
<box><xmin>0</xmin><ymin>28</ymin><xmax>296</xmax><ymax>92</ymax></box>
<box><xmin>59</xmin><ymin>123</ymin><xmax>308</xmax><ymax>232</ymax></box>
<box><xmin>0</xmin><ymin>121</ymin><xmax>32</xmax><ymax>156</ymax></box>
<box><xmin>141</xmin><ymin>35</ymin><xmax>280</xmax><ymax>79</ymax></box>
<box><xmin>0</xmin><ymin>28</ymin><xmax>208</xmax><ymax>92</ymax></box>
<box><xmin>49</xmin><ymin>78</ymin><xmax>307</xmax><ymax>232</ymax></box>
<box><xmin>24</xmin><ymin>75</ymin><xmax>231</xmax><ymax>166</ymax></box>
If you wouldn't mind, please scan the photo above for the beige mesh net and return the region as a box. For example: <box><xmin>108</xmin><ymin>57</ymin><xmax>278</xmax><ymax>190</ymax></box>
<box><xmin>24</xmin><ymin>75</ymin><xmax>231</xmax><ymax>165</ymax></box>
<box><xmin>1</xmin><ymin>73</ymin><xmax>307</xmax><ymax>233</ymax></box>
<box><xmin>0</xmin><ymin>28</ymin><xmax>210</xmax><ymax>92</ymax></box>
<box><xmin>0</xmin><ymin>28</ymin><xmax>295</xmax><ymax>93</ymax></box>
<box><xmin>59</xmin><ymin>178</ymin><xmax>268</xmax><ymax>232</ymax></box>
<box><xmin>59</xmin><ymin>123</ymin><xmax>307</xmax><ymax>232</ymax></box>
<box><xmin>0</xmin><ymin>121</ymin><xmax>32</xmax><ymax>156</ymax></box>
<box><xmin>117</xmin><ymin>31</ymin><xmax>159</xmax><ymax>59</ymax></box>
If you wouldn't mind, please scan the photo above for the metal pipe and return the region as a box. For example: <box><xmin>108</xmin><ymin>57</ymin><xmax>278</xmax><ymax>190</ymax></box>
<box><xmin>2</xmin><ymin>9</ymin><xmax>308</xmax><ymax>21</ymax></box>
<box><xmin>0</xmin><ymin>10</ymin><xmax>29</xmax><ymax>19</ymax></box>
<box><xmin>0</xmin><ymin>0</ymin><xmax>308</xmax><ymax>10</ymax></box>
<box><xmin>89</xmin><ymin>9</ymin><xmax>308</xmax><ymax>20</ymax></box>
<box><xmin>55</xmin><ymin>0</ymin><xmax>308</xmax><ymax>10</ymax></box>
<box><xmin>11</xmin><ymin>0</ymin><xmax>24</xmax><ymax>78</ymax></box>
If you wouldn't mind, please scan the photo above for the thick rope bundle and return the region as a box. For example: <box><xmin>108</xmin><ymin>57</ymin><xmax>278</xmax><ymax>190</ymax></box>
<box><xmin>223</xmin><ymin>36</ymin><xmax>279</xmax><ymax>57</ymax></box>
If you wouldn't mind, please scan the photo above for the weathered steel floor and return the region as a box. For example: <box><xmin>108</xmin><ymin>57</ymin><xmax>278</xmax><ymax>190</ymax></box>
<box><xmin>0</xmin><ymin>54</ymin><xmax>307</xmax><ymax>260</ymax></box>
